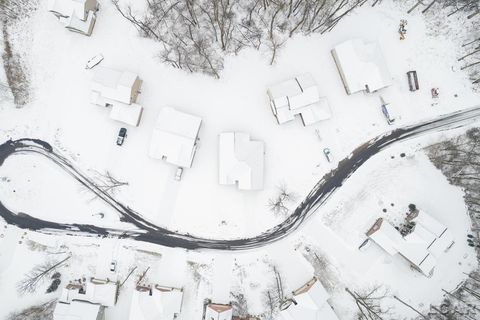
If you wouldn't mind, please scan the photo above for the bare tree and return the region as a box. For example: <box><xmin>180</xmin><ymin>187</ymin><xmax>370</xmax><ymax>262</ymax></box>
<box><xmin>17</xmin><ymin>255</ymin><xmax>71</xmax><ymax>295</ymax></box>
<box><xmin>6</xmin><ymin>300</ymin><xmax>56</xmax><ymax>320</ymax></box>
<box><xmin>345</xmin><ymin>286</ymin><xmax>390</xmax><ymax>320</ymax></box>
<box><xmin>268</xmin><ymin>183</ymin><xmax>297</xmax><ymax>217</ymax></box>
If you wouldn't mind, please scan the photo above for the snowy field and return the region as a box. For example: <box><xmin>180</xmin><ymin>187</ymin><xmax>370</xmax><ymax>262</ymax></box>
<box><xmin>0</xmin><ymin>0</ymin><xmax>479</xmax><ymax>319</ymax></box>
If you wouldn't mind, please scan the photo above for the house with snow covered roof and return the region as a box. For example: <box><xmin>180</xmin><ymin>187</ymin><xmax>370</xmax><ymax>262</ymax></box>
<box><xmin>149</xmin><ymin>107</ymin><xmax>202</xmax><ymax>168</ymax></box>
<box><xmin>366</xmin><ymin>218</ymin><xmax>437</xmax><ymax>276</ymax></box>
<box><xmin>219</xmin><ymin>132</ymin><xmax>264</xmax><ymax>190</ymax></box>
<box><xmin>267</xmin><ymin>73</ymin><xmax>332</xmax><ymax>126</ymax></box>
<box><xmin>48</xmin><ymin>0</ymin><xmax>98</xmax><ymax>36</ymax></box>
<box><xmin>280</xmin><ymin>277</ymin><xmax>340</xmax><ymax>320</ymax></box>
<box><xmin>128</xmin><ymin>284</ymin><xmax>183</xmax><ymax>320</ymax></box>
<box><xmin>53</xmin><ymin>300</ymin><xmax>105</xmax><ymax>320</ymax></box>
<box><xmin>90</xmin><ymin>66</ymin><xmax>144</xmax><ymax>126</ymax></box>
<box><xmin>205</xmin><ymin>302</ymin><xmax>233</xmax><ymax>320</ymax></box>
<box><xmin>331</xmin><ymin>39</ymin><xmax>391</xmax><ymax>95</ymax></box>
<box><xmin>59</xmin><ymin>277</ymin><xmax>118</xmax><ymax>307</ymax></box>
<box><xmin>405</xmin><ymin>208</ymin><xmax>455</xmax><ymax>255</ymax></box>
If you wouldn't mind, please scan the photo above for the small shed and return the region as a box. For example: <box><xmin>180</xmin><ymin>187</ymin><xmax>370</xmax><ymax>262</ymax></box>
<box><xmin>53</xmin><ymin>301</ymin><xmax>104</xmax><ymax>320</ymax></box>
<box><xmin>280</xmin><ymin>277</ymin><xmax>340</xmax><ymax>320</ymax></box>
<box><xmin>267</xmin><ymin>73</ymin><xmax>331</xmax><ymax>126</ymax></box>
<box><xmin>367</xmin><ymin>218</ymin><xmax>436</xmax><ymax>276</ymax></box>
<box><xmin>205</xmin><ymin>303</ymin><xmax>233</xmax><ymax>320</ymax></box>
<box><xmin>331</xmin><ymin>39</ymin><xmax>391</xmax><ymax>94</ymax></box>
<box><xmin>128</xmin><ymin>285</ymin><xmax>183</xmax><ymax>320</ymax></box>
<box><xmin>48</xmin><ymin>0</ymin><xmax>97</xmax><ymax>36</ymax></box>
<box><xmin>149</xmin><ymin>107</ymin><xmax>202</xmax><ymax>168</ymax></box>
<box><xmin>91</xmin><ymin>67</ymin><xmax>142</xmax><ymax>106</ymax></box>
<box><xmin>218</xmin><ymin>132</ymin><xmax>264</xmax><ymax>190</ymax></box>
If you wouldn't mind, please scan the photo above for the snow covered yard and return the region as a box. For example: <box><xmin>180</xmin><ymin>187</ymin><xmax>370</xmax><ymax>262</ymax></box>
<box><xmin>0</xmin><ymin>0</ymin><xmax>479</xmax><ymax>319</ymax></box>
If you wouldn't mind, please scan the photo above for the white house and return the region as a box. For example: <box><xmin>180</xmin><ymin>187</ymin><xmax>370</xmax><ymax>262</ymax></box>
<box><xmin>48</xmin><ymin>0</ymin><xmax>97</xmax><ymax>36</ymax></box>
<box><xmin>128</xmin><ymin>285</ymin><xmax>183</xmax><ymax>320</ymax></box>
<box><xmin>267</xmin><ymin>73</ymin><xmax>332</xmax><ymax>126</ymax></box>
<box><xmin>331</xmin><ymin>39</ymin><xmax>391</xmax><ymax>94</ymax></box>
<box><xmin>149</xmin><ymin>107</ymin><xmax>202</xmax><ymax>168</ymax></box>
<box><xmin>280</xmin><ymin>277</ymin><xmax>340</xmax><ymax>320</ymax></box>
<box><xmin>91</xmin><ymin>67</ymin><xmax>142</xmax><ymax>106</ymax></box>
<box><xmin>366</xmin><ymin>218</ymin><xmax>436</xmax><ymax>276</ymax></box>
<box><xmin>204</xmin><ymin>303</ymin><xmax>233</xmax><ymax>320</ymax></box>
<box><xmin>53</xmin><ymin>300</ymin><xmax>104</xmax><ymax>320</ymax></box>
<box><xmin>406</xmin><ymin>209</ymin><xmax>455</xmax><ymax>255</ymax></box>
<box><xmin>90</xmin><ymin>67</ymin><xmax>144</xmax><ymax>126</ymax></box>
<box><xmin>60</xmin><ymin>278</ymin><xmax>118</xmax><ymax>307</ymax></box>
<box><xmin>218</xmin><ymin>132</ymin><xmax>264</xmax><ymax>190</ymax></box>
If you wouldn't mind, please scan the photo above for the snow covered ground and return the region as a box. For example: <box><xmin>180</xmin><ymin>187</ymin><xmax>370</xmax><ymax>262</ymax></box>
<box><xmin>0</xmin><ymin>0</ymin><xmax>479</xmax><ymax>319</ymax></box>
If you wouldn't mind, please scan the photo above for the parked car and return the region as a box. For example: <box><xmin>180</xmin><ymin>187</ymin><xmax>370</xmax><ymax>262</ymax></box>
<box><xmin>110</xmin><ymin>261</ymin><xmax>117</xmax><ymax>272</ymax></box>
<box><xmin>85</xmin><ymin>54</ymin><xmax>104</xmax><ymax>69</ymax></box>
<box><xmin>174</xmin><ymin>167</ymin><xmax>184</xmax><ymax>181</ymax></box>
<box><xmin>116</xmin><ymin>128</ymin><xmax>127</xmax><ymax>146</ymax></box>
<box><xmin>381</xmin><ymin>103</ymin><xmax>396</xmax><ymax>125</ymax></box>
<box><xmin>323</xmin><ymin>148</ymin><xmax>332</xmax><ymax>162</ymax></box>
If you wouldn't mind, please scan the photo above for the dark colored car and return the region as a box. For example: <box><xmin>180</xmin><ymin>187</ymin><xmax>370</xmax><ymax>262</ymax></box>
<box><xmin>116</xmin><ymin>128</ymin><xmax>127</xmax><ymax>146</ymax></box>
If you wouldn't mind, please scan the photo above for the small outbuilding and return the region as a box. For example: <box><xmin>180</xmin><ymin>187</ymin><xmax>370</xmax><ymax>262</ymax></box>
<box><xmin>367</xmin><ymin>218</ymin><xmax>436</xmax><ymax>277</ymax></box>
<box><xmin>128</xmin><ymin>284</ymin><xmax>183</xmax><ymax>320</ymax></box>
<box><xmin>280</xmin><ymin>277</ymin><xmax>340</xmax><ymax>320</ymax></box>
<box><xmin>53</xmin><ymin>300</ymin><xmax>104</xmax><ymax>320</ymax></box>
<box><xmin>205</xmin><ymin>302</ymin><xmax>233</xmax><ymax>320</ymax></box>
<box><xmin>267</xmin><ymin>73</ymin><xmax>331</xmax><ymax>126</ymax></box>
<box><xmin>218</xmin><ymin>132</ymin><xmax>264</xmax><ymax>190</ymax></box>
<box><xmin>149</xmin><ymin>107</ymin><xmax>202</xmax><ymax>168</ymax></box>
<box><xmin>48</xmin><ymin>0</ymin><xmax>98</xmax><ymax>36</ymax></box>
<box><xmin>331</xmin><ymin>39</ymin><xmax>391</xmax><ymax>95</ymax></box>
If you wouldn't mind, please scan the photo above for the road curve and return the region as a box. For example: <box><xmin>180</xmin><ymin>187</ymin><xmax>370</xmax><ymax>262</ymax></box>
<box><xmin>1</xmin><ymin>106</ymin><xmax>480</xmax><ymax>250</ymax></box>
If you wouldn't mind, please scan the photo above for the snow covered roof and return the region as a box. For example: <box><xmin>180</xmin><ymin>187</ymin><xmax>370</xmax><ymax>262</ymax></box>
<box><xmin>219</xmin><ymin>132</ymin><xmax>264</xmax><ymax>190</ymax></box>
<box><xmin>60</xmin><ymin>278</ymin><xmax>118</xmax><ymax>307</ymax></box>
<box><xmin>407</xmin><ymin>210</ymin><xmax>454</xmax><ymax>254</ymax></box>
<box><xmin>280</xmin><ymin>277</ymin><xmax>340</xmax><ymax>320</ymax></box>
<box><xmin>53</xmin><ymin>301</ymin><xmax>102</xmax><ymax>320</ymax></box>
<box><xmin>149</xmin><ymin>107</ymin><xmax>202</xmax><ymax>168</ymax></box>
<box><xmin>205</xmin><ymin>303</ymin><xmax>233</xmax><ymax>320</ymax></box>
<box><xmin>331</xmin><ymin>39</ymin><xmax>391</xmax><ymax>94</ymax></box>
<box><xmin>61</xmin><ymin>10</ymin><xmax>96</xmax><ymax>36</ymax></box>
<box><xmin>367</xmin><ymin>218</ymin><xmax>436</xmax><ymax>276</ymax></box>
<box><xmin>267</xmin><ymin>73</ymin><xmax>331</xmax><ymax>126</ymax></box>
<box><xmin>109</xmin><ymin>103</ymin><xmax>143</xmax><ymax>127</ymax></box>
<box><xmin>48</xmin><ymin>0</ymin><xmax>96</xmax><ymax>20</ymax></box>
<box><xmin>92</xmin><ymin>67</ymin><xmax>142</xmax><ymax>105</ymax></box>
<box><xmin>128</xmin><ymin>285</ymin><xmax>183</xmax><ymax>320</ymax></box>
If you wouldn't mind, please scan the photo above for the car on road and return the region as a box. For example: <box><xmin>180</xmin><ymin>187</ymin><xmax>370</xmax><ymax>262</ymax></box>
<box><xmin>323</xmin><ymin>148</ymin><xmax>332</xmax><ymax>162</ymax></box>
<box><xmin>116</xmin><ymin>128</ymin><xmax>127</xmax><ymax>146</ymax></box>
<box><xmin>110</xmin><ymin>261</ymin><xmax>117</xmax><ymax>272</ymax></box>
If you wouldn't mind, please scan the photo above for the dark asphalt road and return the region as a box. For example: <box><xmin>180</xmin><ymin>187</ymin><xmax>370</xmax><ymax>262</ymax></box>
<box><xmin>1</xmin><ymin>106</ymin><xmax>480</xmax><ymax>250</ymax></box>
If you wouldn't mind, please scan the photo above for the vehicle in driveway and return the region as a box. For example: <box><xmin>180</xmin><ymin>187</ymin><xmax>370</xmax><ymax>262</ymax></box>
<box><xmin>323</xmin><ymin>148</ymin><xmax>332</xmax><ymax>162</ymax></box>
<box><xmin>174</xmin><ymin>167</ymin><xmax>184</xmax><ymax>181</ymax></box>
<box><xmin>85</xmin><ymin>54</ymin><xmax>104</xmax><ymax>69</ymax></box>
<box><xmin>380</xmin><ymin>96</ymin><xmax>397</xmax><ymax>125</ymax></box>
<box><xmin>116</xmin><ymin>128</ymin><xmax>127</xmax><ymax>146</ymax></box>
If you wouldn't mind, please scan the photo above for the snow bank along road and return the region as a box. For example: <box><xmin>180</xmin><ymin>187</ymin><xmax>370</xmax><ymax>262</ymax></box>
<box><xmin>1</xmin><ymin>106</ymin><xmax>480</xmax><ymax>250</ymax></box>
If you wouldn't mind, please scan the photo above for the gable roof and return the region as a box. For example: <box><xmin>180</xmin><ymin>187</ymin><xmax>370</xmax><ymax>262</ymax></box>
<box><xmin>219</xmin><ymin>132</ymin><xmax>264</xmax><ymax>190</ymax></box>
<box><xmin>53</xmin><ymin>301</ymin><xmax>101</xmax><ymax>320</ymax></box>
<box><xmin>281</xmin><ymin>278</ymin><xmax>340</xmax><ymax>320</ymax></box>
<box><xmin>128</xmin><ymin>285</ymin><xmax>183</xmax><ymax>320</ymax></box>
<box><xmin>149</xmin><ymin>107</ymin><xmax>202</xmax><ymax>168</ymax></box>
<box><xmin>92</xmin><ymin>67</ymin><xmax>141</xmax><ymax>105</ymax></box>
<box><xmin>332</xmin><ymin>39</ymin><xmax>391</xmax><ymax>94</ymax></box>
<box><xmin>205</xmin><ymin>303</ymin><xmax>233</xmax><ymax>320</ymax></box>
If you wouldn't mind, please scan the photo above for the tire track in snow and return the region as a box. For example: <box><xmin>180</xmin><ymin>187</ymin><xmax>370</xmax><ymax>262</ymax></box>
<box><xmin>1</xmin><ymin>106</ymin><xmax>480</xmax><ymax>250</ymax></box>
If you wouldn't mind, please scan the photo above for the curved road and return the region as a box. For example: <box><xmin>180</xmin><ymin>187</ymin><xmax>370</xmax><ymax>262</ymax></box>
<box><xmin>1</xmin><ymin>106</ymin><xmax>480</xmax><ymax>250</ymax></box>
